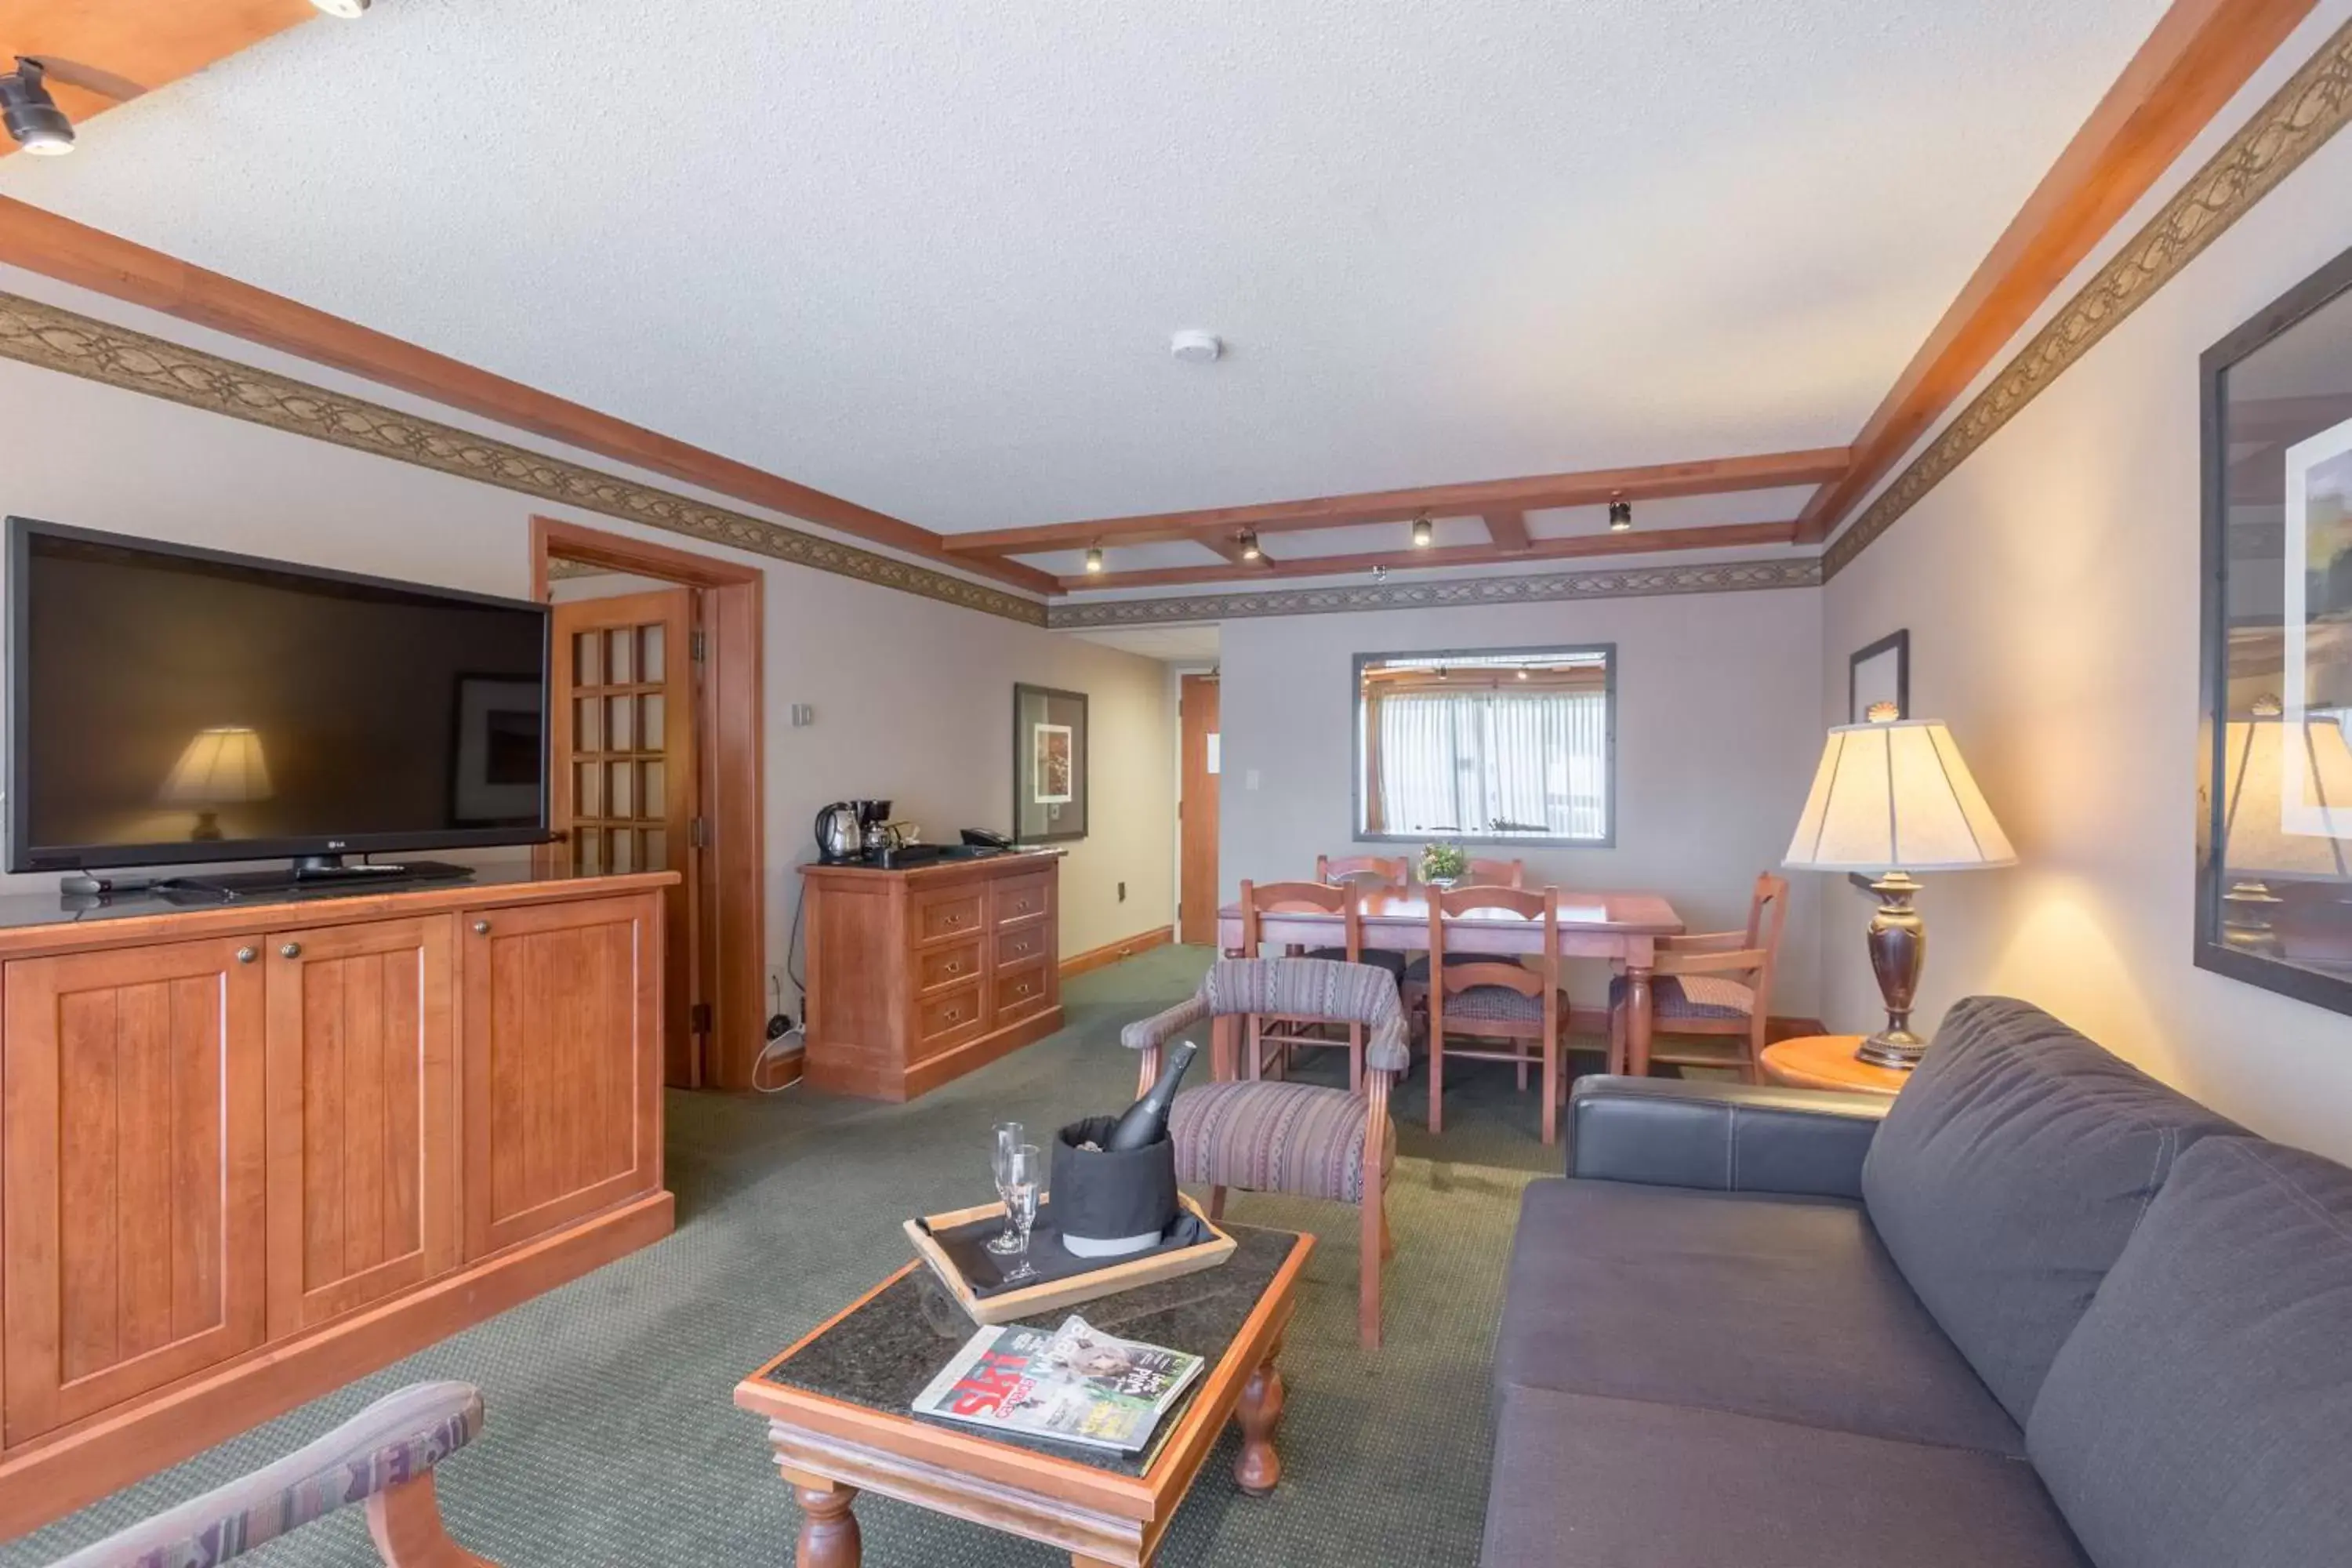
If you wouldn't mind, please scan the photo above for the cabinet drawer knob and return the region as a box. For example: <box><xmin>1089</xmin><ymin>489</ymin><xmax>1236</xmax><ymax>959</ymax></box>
<box><xmin>278</xmin><ymin>942</ymin><xmax>301</xmax><ymax>960</ymax></box>
<box><xmin>945</xmin><ymin>960</ymin><xmax>963</xmax><ymax>975</ymax></box>
<box><xmin>1014</xmin><ymin>982</ymin><xmax>1031</xmax><ymax>996</ymax></box>
<box><xmin>235</xmin><ymin>946</ymin><xmax>257</xmax><ymax>964</ymax></box>
<box><xmin>473</xmin><ymin>920</ymin><xmax>492</xmax><ymax>935</ymax></box>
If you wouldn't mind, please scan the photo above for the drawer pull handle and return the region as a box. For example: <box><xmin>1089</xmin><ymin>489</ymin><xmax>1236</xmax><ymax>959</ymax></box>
<box><xmin>946</xmin><ymin>960</ymin><xmax>963</xmax><ymax>974</ymax></box>
<box><xmin>1014</xmin><ymin>982</ymin><xmax>1031</xmax><ymax>996</ymax></box>
<box><xmin>473</xmin><ymin>920</ymin><xmax>492</xmax><ymax>935</ymax></box>
<box><xmin>944</xmin><ymin>1007</ymin><xmax>960</xmax><ymax>1022</ymax></box>
<box><xmin>279</xmin><ymin>942</ymin><xmax>302</xmax><ymax>960</ymax></box>
<box><xmin>235</xmin><ymin>946</ymin><xmax>257</xmax><ymax>964</ymax></box>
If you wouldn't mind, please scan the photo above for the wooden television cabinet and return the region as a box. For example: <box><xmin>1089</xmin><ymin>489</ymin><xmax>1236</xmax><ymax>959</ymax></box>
<box><xmin>0</xmin><ymin>867</ymin><xmax>675</xmax><ymax>1537</ymax></box>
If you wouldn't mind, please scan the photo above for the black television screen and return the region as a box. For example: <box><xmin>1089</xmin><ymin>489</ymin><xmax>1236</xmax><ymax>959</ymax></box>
<box><xmin>8</xmin><ymin>518</ymin><xmax>550</xmax><ymax>873</ymax></box>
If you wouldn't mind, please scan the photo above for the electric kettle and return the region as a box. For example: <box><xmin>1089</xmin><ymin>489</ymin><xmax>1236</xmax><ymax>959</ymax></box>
<box><xmin>815</xmin><ymin>803</ymin><xmax>862</xmax><ymax>861</ymax></box>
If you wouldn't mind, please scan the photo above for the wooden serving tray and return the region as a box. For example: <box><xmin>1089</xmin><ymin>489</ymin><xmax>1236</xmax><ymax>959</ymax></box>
<box><xmin>904</xmin><ymin>1192</ymin><xmax>1238</xmax><ymax>1325</ymax></box>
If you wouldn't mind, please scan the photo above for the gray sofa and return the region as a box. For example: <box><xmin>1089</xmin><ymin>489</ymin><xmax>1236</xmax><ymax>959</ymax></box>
<box><xmin>1481</xmin><ymin>996</ymin><xmax>2352</xmax><ymax>1568</ymax></box>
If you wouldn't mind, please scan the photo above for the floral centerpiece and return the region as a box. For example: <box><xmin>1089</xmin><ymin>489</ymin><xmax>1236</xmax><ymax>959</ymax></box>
<box><xmin>1419</xmin><ymin>840</ymin><xmax>1468</xmax><ymax>886</ymax></box>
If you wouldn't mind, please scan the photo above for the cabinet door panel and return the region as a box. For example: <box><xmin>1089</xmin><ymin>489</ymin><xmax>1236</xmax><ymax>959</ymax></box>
<box><xmin>265</xmin><ymin>917</ymin><xmax>457</xmax><ymax>1336</ymax></box>
<box><xmin>2</xmin><ymin>939</ymin><xmax>266</xmax><ymax>1444</ymax></box>
<box><xmin>462</xmin><ymin>894</ymin><xmax>660</xmax><ymax>1259</ymax></box>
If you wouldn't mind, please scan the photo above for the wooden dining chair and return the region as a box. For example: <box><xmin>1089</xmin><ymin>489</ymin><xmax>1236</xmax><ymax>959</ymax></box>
<box><xmin>1240</xmin><ymin>880</ymin><xmax>1375</xmax><ymax>1089</ymax></box>
<box><xmin>1122</xmin><ymin>957</ymin><xmax>1406</xmax><ymax>1348</ymax></box>
<box><xmin>1606</xmin><ymin>872</ymin><xmax>1789</xmax><ymax>1083</ymax></box>
<box><xmin>1425</xmin><ymin>884</ymin><xmax>1569</xmax><ymax>1143</ymax></box>
<box><xmin>1317</xmin><ymin>853</ymin><xmax>1410</xmax><ymax>884</ymax></box>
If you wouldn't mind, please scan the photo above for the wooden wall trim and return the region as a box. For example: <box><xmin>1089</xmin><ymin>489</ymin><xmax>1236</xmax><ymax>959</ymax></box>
<box><xmin>1047</xmin><ymin>558</ymin><xmax>1821</xmax><ymax>628</ymax></box>
<box><xmin>1797</xmin><ymin>0</ymin><xmax>2321</xmax><ymax>545</ymax></box>
<box><xmin>1823</xmin><ymin>13</ymin><xmax>2352</xmax><ymax>576</ymax></box>
<box><xmin>1059</xmin><ymin>925</ymin><xmax>1177</xmax><ymax>982</ymax></box>
<box><xmin>0</xmin><ymin>289</ymin><xmax>1048</xmax><ymax>625</ymax></box>
<box><xmin>0</xmin><ymin>199</ymin><xmax>1055</xmax><ymax>597</ymax></box>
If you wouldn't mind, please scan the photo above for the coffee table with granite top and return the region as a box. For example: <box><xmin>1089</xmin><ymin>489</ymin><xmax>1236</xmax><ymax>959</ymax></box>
<box><xmin>734</xmin><ymin>1224</ymin><xmax>1314</xmax><ymax>1568</ymax></box>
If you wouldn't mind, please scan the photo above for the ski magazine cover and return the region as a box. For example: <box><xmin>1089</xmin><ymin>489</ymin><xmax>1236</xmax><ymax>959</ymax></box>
<box><xmin>911</xmin><ymin>1314</ymin><xmax>1204</xmax><ymax>1453</ymax></box>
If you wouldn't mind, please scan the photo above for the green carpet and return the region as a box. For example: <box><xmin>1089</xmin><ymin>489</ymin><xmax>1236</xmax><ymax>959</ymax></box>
<box><xmin>8</xmin><ymin>946</ymin><xmax>1599</xmax><ymax>1567</ymax></box>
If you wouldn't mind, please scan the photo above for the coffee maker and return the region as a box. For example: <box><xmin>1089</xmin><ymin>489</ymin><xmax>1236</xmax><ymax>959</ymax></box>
<box><xmin>814</xmin><ymin>799</ymin><xmax>893</xmax><ymax>862</ymax></box>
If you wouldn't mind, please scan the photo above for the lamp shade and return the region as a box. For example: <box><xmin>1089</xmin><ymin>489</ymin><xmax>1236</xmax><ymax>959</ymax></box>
<box><xmin>1784</xmin><ymin>719</ymin><xmax>2014</xmax><ymax>873</ymax></box>
<box><xmin>159</xmin><ymin>727</ymin><xmax>273</xmax><ymax>805</ymax></box>
<box><xmin>2219</xmin><ymin>707</ymin><xmax>2352</xmax><ymax>878</ymax></box>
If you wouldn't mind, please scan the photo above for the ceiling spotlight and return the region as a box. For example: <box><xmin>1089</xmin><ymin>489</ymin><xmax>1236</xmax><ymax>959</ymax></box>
<box><xmin>310</xmin><ymin>0</ymin><xmax>372</xmax><ymax>16</ymax></box>
<box><xmin>1607</xmin><ymin>494</ymin><xmax>1633</xmax><ymax>532</ymax></box>
<box><xmin>1515</xmin><ymin>668</ymin><xmax>1530</xmax><ymax>681</ymax></box>
<box><xmin>1237</xmin><ymin>529</ymin><xmax>1261</xmax><ymax>561</ymax></box>
<box><xmin>1410</xmin><ymin>514</ymin><xmax>1434</xmax><ymax>548</ymax></box>
<box><xmin>1083</xmin><ymin>546</ymin><xmax>1105</xmax><ymax>574</ymax></box>
<box><xmin>1</xmin><ymin>59</ymin><xmax>73</xmax><ymax>156</ymax></box>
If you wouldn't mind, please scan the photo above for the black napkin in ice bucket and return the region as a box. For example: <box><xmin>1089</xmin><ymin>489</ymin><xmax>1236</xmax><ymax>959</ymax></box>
<box><xmin>1051</xmin><ymin>1116</ymin><xmax>1178</xmax><ymax>1255</ymax></box>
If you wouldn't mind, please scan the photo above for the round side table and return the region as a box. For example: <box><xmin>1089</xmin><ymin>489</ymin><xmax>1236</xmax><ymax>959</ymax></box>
<box><xmin>1759</xmin><ymin>1034</ymin><xmax>1911</xmax><ymax>1098</ymax></box>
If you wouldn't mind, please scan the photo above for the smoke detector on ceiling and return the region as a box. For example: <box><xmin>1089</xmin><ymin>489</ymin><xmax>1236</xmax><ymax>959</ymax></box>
<box><xmin>1169</xmin><ymin>330</ymin><xmax>1223</xmax><ymax>365</ymax></box>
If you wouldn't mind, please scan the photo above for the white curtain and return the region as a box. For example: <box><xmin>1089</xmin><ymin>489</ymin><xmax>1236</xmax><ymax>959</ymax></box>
<box><xmin>1373</xmin><ymin>688</ymin><xmax>1608</xmax><ymax>838</ymax></box>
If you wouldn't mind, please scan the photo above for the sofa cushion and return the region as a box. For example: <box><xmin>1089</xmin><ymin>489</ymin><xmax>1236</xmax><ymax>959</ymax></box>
<box><xmin>1496</xmin><ymin>1178</ymin><xmax>2022</xmax><ymax>1456</ymax></box>
<box><xmin>1861</xmin><ymin>996</ymin><xmax>2239</xmax><ymax>1425</ymax></box>
<box><xmin>1480</xmin><ymin>1383</ymin><xmax>2089</xmax><ymax>1568</ymax></box>
<box><xmin>2027</xmin><ymin>1138</ymin><xmax>2352</xmax><ymax>1568</ymax></box>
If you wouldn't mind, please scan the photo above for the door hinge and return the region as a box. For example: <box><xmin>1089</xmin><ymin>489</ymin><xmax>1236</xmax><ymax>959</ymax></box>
<box><xmin>690</xmin><ymin>1001</ymin><xmax>713</xmax><ymax>1035</ymax></box>
<box><xmin>690</xmin><ymin>630</ymin><xmax>707</xmax><ymax>663</ymax></box>
<box><xmin>691</xmin><ymin>816</ymin><xmax>711</xmax><ymax>848</ymax></box>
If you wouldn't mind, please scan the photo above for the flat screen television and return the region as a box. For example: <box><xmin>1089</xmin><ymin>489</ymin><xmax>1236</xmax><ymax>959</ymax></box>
<box><xmin>7</xmin><ymin>517</ymin><xmax>550</xmax><ymax>877</ymax></box>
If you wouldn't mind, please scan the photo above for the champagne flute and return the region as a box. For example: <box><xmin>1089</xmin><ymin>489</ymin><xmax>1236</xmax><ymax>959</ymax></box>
<box><xmin>1001</xmin><ymin>1142</ymin><xmax>1044</xmax><ymax>1284</ymax></box>
<box><xmin>986</xmin><ymin>1122</ymin><xmax>1025</xmax><ymax>1255</ymax></box>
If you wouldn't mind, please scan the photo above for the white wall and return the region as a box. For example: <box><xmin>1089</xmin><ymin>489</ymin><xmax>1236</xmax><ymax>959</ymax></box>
<box><xmin>1218</xmin><ymin>590</ymin><xmax>1825</xmax><ymax>1014</ymax></box>
<box><xmin>1818</xmin><ymin>9</ymin><xmax>2352</xmax><ymax>1160</ymax></box>
<box><xmin>0</xmin><ymin>353</ymin><xmax>1175</xmax><ymax>1003</ymax></box>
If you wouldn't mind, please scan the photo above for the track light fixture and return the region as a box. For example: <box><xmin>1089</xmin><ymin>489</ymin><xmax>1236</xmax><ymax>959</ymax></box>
<box><xmin>1083</xmin><ymin>546</ymin><xmax>1105</xmax><ymax>574</ymax></box>
<box><xmin>1410</xmin><ymin>514</ymin><xmax>1434</xmax><ymax>548</ymax></box>
<box><xmin>1237</xmin><ymin>529</ymin><xmax>1261</xmax><ymax>561</ymax></box>
<box><xmin>1</xmin><ymin>58</ymin><xmax>73</xmax><ymax>156</ymax></box>
<box><xmin>1607</xmin><ymin>495</ymin><xmax>1633</xmax><ymax>532</ymax></box>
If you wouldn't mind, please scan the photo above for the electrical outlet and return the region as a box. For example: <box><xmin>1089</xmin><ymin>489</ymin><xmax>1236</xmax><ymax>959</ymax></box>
<box><xmin>1117</xmin><ymin>880</ymin><xmax>1127</xmax><ymax>902</ymax></box>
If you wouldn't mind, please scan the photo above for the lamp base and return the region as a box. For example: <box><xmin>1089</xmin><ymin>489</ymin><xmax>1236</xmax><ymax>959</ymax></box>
<box><xmin>1864</xmin><ymin>871</ymin><xmax>1927</xmax><ymax>1072</ymax></box>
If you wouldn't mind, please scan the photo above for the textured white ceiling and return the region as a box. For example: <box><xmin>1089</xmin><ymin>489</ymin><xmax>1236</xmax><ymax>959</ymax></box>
<box><xmin>0</xmin><ymin>0</ymin><xmax>2169</xmax><ymax>537</ymax></box>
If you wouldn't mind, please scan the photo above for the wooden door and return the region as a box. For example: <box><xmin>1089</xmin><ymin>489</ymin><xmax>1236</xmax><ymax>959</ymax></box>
<box><xmin>1179</xmin><ymin>674</ymin><xmax>1222</xmax><ymax>945</ymax></box>
<box><xmin>552</xmin><ymin>588</ymin><xmax>701</xmax><ymax>1087</ymax></box>
<box><xmin>263</xmin><ymin>917</ymin><xmax>457</xmax><ymax>1338</ymax></box>
<box><xmin>1</xmin><ymin>938</ymin><xmax>267</xmax><ymax>1444</ymax></box>
<box><xmin>460</xmin><ymin>894</ymin><xmax>660</xmax><ymax>1261</ymax></box>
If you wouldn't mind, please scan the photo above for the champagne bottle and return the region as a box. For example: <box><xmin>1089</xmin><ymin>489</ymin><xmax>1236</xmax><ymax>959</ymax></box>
<box><xmin>1102</xmin><ymin>1041</ymin><xmax>1198</xmax><ymax>1151</ymax></box>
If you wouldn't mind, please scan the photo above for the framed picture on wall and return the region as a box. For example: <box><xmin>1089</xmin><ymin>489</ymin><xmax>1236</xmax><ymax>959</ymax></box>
<box><xmin>2198</xmin><ymin>238</ymin><xmax>2352</xmax><ymax>1018</ymax></box>
<box><xmin>1013</xmin><ymin>684</ymin><xmax>1088</xmax><ymax>842</ymax></box>
<box><xmin>1848</xmin><ymin>630</ymin><xmax>1909</xmax><ymax>723</ymax></box>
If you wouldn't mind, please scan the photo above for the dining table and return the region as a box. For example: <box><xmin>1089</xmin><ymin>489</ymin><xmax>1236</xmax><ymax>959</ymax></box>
<box><xmin>1214</xmin><ymin>885</ymin><xmax>1686</xmax><ymax>1078</ymax></box>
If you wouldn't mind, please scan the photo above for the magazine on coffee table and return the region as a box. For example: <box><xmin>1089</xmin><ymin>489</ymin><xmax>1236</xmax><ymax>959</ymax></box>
<box><xmin>911</xmin><ymin>1313</ymin><xmax>1204</xmax><ymax>1454</ymax></box>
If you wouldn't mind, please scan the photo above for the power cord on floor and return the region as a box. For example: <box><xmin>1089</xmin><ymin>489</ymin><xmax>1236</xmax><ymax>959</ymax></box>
<box><xmin>750</xmin><ymin>891</ymin><xmax>811</xmax><ymax>1094</ymax></box>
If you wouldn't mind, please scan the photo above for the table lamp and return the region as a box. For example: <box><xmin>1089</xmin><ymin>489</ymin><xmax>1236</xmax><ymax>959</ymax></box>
<box><xmin>159</xmin><ymin>726</ymin><xmax>272</xmax><ymax>840</ymax></box>
<box><xmin>2213</xmin><ymin>695</ymin><xmax>2352</xmax><ymax>953</ymax></box>
<box><xmin>1784</xmin><ymin>713</ymin><xmax>2015</xmax><ymax>1068</ymax></box>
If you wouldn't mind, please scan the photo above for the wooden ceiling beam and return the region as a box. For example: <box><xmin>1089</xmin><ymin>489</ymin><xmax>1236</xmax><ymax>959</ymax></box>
<box><xmin>953</xmin><ymin>447</ymin><xmax>1849</xmax><ymax>557</ymax></box>
<box><xmin>0</xmin><ymin>198</ymin><xmax>1059</xmax><ymax>597</ymax></box>
<box><xmin>0</xmin><ymin>0</ymin><xmax>316</xmax><ymax>156</ymax></box>
<box><xmin>1057</xmin><ymin>520</ymin><xmax>1796</xmax><ymax>590</ymax></box>
<box><xmin>1795</xmin><ymin>0</ymin><xmax>2319</xmax><ymax>544</ymax></box>
<box><xmin>1482</xmin><ymin>510</ymin><xmax>1533</xmax><ymax>550</ymax></box>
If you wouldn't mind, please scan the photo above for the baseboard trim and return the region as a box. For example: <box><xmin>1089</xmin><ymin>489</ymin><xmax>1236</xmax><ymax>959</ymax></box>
<box><xmin>1060</xmin><ymin>925</ymin><xmax>1176</xmax><ymax>982</ymax></box>
<box><xmin>0</xmin><ymin>1190</ymin><xmax>675</xmax><ymax>1540</ymax></box>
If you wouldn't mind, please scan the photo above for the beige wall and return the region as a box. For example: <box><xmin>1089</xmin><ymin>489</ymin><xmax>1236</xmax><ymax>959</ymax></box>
<box><xmin>1819</xmin><ymin>15</ymin><xmax>2352</xmax><ymax>1160</ymax></box>
<box><xmin>0</xmin><ymin>352</ymin><xmax>1175</xmax><ymax>1001</ymax></box>
<box><xmin>1217</xmin><ymin>591</ymin><xmax>1825</xmax><ymax>1014</ymax></box>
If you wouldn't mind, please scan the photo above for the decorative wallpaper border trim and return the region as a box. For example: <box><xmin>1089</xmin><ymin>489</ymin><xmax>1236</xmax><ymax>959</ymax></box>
<box><xmin>1046</xmin><ymin>558</ymin><xmax>1821</xmax><ymax>627</ymax></box>
<box><xmin>0</xmin><ymin>291</ymin><xmax>1048</xmax><ymax>626</ymax></box>
<box><xmin>1822</xmin><ymin>16</ymin><xmax>2352</xmax><ymax>579</ymax></box>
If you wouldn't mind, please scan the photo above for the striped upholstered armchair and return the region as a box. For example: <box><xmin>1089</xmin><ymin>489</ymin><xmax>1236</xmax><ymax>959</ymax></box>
<box><xmin>1123</xmin><ymin>957</ymin><xmax>1407</xmax><ymax>1349</ymax></box>
<box><xmin>46</xmin><ymin>1381</ymin><xmax>493</xmax><ymax>1568</ymax></box>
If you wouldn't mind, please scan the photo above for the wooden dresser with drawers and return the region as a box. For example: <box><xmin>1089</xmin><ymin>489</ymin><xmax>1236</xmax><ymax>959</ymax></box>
<box><xmin>798</xmin><ymin>849</ymin><xmax>1064</xmax><ymax>1100</ymax></box>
